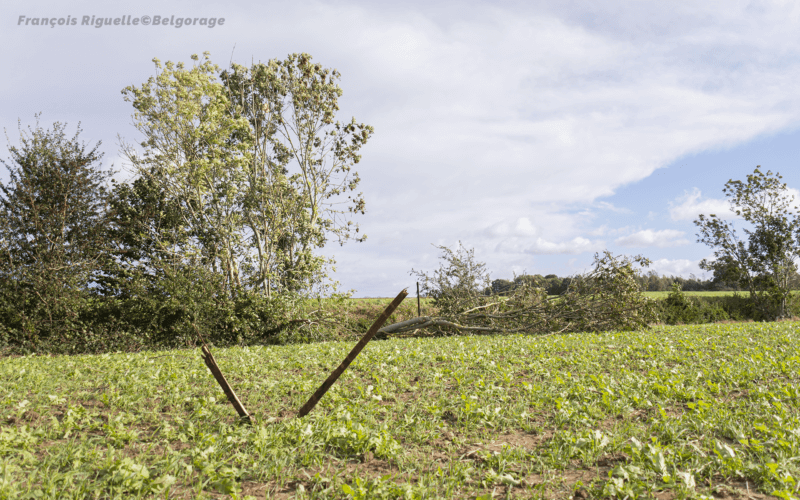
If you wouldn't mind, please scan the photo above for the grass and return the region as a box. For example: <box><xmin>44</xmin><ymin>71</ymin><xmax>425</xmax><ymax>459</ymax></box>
<box><xmin>643</xmin><ymin>291</ymin><xmax>800</xmax><ymax>299</ymax></box>
<box><xmin>642</xmin><ymin>291</ymin><xmax>742</xmax><ymax>299</ymax></box>
<box><xmin>358</xmin><ymin>291</ymin><xmax>794</xmax><ymax>298</ymax></box>
<box><xmin>2</xmin><ymin>320</ymin><xmax>800</xmax><ymax>499</ymax></box>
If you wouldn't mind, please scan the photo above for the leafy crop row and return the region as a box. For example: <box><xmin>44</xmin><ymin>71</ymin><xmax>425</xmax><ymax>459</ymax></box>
<box><xmin>2</xmin><ymin>321</ymin><xmax>799</xmax><ymax>498</ymax></box>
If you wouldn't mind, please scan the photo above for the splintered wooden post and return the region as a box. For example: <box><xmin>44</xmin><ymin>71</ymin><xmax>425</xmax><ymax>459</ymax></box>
<box><xmin>297</xmin><ymin>289</ymin><xmax>408</xmax><ymax>418</ymax></box>
<box><xmin>201</xmin><ymin>345</ymin><xmax>252</xmax><ymax>423</ymax></box>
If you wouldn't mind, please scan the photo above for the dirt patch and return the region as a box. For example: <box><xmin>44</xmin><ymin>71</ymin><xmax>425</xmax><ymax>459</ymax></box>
<box><xmin>239</xmin><ymin>481</ymin><xmax>273</xmax><ymax>499</ymax></box>
<box><xmin>7</xmin><ymin>410</ymin><xmax>41</xmax><ymax>425</ymax></box>
<box><xmin>491</xmin><ymin>429</ymin><xmax>554</xmax><ymax>451</ymax></box>
<box><xmin>707</xmin><ymin>478</ymin><xmax>776</xmax><ymax>499</ymax></box>
<box><xmin>595</xmin><ymin>452</ymin><xmax>629</xmax><ymax>468</ymax></box>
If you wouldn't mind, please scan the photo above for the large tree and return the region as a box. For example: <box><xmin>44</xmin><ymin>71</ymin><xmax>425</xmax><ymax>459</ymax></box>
<box><xmin>120</xmin><ymin>53</ymin><xmax>251</xmax><ymax>298</ymax></box>
<box><xmin>0</xmin><ymin>116</ymin><xmax>114</xmax><ymax>347</ymax></box>
<box><xmin>694</xmin><ymin>166</ymin><xmax>800</xmax><ymax>319</ymax></box>
<box><xmin>220</xmin><ymin>53</ymin><xmax>372</xmax><ymax>295</ymax></box>
<box><xmin>101</xmin><ymin>166</ymin><xmax>189</xmax><ymax>298</ymax></box>
<box><xmin>120</xmin><ymin>52</ymin><xmax>372</xmax><ymax>298</ymax></box>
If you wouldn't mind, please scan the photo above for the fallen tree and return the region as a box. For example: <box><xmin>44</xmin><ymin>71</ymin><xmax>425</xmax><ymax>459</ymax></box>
<box><xmin>380</xmin><ymin>245</ymin><xmax>658</xmax><ymax>337</ymax></box>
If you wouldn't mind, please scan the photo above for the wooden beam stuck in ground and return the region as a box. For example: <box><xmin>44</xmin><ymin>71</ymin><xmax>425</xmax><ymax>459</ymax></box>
<box><xmin>201</xmin><ymin>345</ymin><xmax>252</xmax><ymax>423</ymax></box>
<box><xmin>297</xmin><ymin>288</ymin><xmax>408</xmax><ymax>418</ymax></box>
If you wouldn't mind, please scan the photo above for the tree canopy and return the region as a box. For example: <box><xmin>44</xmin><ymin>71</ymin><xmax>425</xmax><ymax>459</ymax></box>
<box><xmin>695</xmin><ymin>167</ymin><xmax>800</xmax><ymax>319</ymax></box>
<box><xmin>0</xmin><ymin>116</ymin><xmax>115</xmax><ymax>349</ymax></box>
<box><xmin>119</xmin><ymin>52</ymin><xmax>372</xmax><ymax>300</ymax></box>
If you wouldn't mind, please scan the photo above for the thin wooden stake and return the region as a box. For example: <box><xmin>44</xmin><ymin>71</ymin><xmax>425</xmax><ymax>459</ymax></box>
<box><xmin>417</xmin><ymin>282</ymin><xmax>421</xmax><ymax>317</ymax></box>
<box><xmin>201</xmin><ymin>345</ymin><xmax>252</xmax><ymax>423</ymax></box>
<box><xmin>297</xmin><ymin>289</ymin><xmax>408</xmax><ymax>418</ymax></box>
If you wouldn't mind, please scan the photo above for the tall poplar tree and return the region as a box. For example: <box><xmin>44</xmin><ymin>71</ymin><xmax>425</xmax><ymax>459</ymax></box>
<box><xmin>120</xmin><ymin>53</ymin><xmax>252</xmax><ymax>297</ymax></box>
<box><xmin>220</xmin><ymin>53</ymin><xmax>372</xmax><ymax>296</ymax></box>
<box><xmin>120</xmin><ymin>52</ymin><xmax>373</xmax><ymax>298</ymax></box>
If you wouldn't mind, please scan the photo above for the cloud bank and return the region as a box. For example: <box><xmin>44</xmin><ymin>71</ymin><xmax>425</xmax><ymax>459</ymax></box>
<box><xmin>615</xmin><ymin>229</ymin><xmax>690</xmax><ymax>248</ymax></box>
<box><xmin>3</xmin><ymin>1</ymin><xmax>800</xmax><ymax>294</ymax></box>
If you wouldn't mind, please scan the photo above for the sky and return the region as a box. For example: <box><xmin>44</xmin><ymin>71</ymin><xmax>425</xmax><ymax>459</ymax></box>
<box><xmin>3</xmin><ymin>0</ymin><xmax>800</xmax><ymax>297</ymax></box>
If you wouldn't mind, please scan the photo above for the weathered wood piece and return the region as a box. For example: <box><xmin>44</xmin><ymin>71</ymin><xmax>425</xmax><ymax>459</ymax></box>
<box><xmin>297</xmin><ymin>288</ymin><xmax>408</xmax><ymax>417</ymax></box>
<box><xmin>201</xmin><ymin>345</ymin><xmax>252</xmax><ymax>423</ymax></box>
<box><xmin>417</xmin><ymin>282</ymin><xmax>421</xmax><ymax>317</ymax></box>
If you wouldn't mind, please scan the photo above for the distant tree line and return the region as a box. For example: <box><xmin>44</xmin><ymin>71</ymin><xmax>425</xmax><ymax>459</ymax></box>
<box><xmin>485</xmin><ymin>270</ymin><xmax>766</xmax><ymax>296</ymax></box>
<box><xmin>489</xmin><ymin>270</ymin><xmax>800</xmax><ymax>296</ymax></box>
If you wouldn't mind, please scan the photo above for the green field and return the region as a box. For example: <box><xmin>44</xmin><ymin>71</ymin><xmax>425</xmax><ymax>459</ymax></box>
<box><xmin>642</xmin><ymin>291</ymin><xmax>743</xmax><ymax>299</ymax></box>
<box><xmin>3</xmin><ymin>321</ymin><xmax>800</xmax><ymax>499</ymax></box>
<box><xmin>358</xmin><ymin>292</ymin><xmax>753</xmax><ymax>300</ymax></box>
<box><xmin>639</xmin><ymin>291</ymin><xmax>798</xmax><ymax>300</ymax></box>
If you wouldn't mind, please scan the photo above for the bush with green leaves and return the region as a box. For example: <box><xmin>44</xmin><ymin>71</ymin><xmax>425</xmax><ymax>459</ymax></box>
<box><xmin>0</xmin><ymin>117</ymin><xmax>116</xmax><ymax>353</ymax></box>
<box><xmin>411</xmin><ymin>242</ymin><xmax>491</xmax><ymax>321</ymax></box>
<box><xmin>657</xmin><ymin>283</ymin><xmax>726</xmax><ymax>325</ymax></box>
<box><xmin>396</xmin><ymin>245</ymin><xmax>657</xmax><ymax>336</ymax></box>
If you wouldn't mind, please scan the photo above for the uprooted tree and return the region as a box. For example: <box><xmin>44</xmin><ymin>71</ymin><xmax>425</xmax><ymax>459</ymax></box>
<box><xmin>380</xmin><ymin>243</ymin><xmax>658</xmax><ymax>336</ymax></box>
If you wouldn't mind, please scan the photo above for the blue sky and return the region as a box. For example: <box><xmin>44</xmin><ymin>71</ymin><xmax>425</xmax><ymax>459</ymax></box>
<box><xmin>3</xmin><ymin>0</ymin><xmax>800</xmax><ymax>296</ymax></box>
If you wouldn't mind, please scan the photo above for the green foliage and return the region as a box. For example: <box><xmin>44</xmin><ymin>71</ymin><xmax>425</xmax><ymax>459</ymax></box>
<box><xmin>103</xmin><ymin>165</ymin><xmax>185</xmax><ymax>297</ymax></box>
<box><xmin>63</xmin><ymin>51</ymin><xmax>375</xmax><ymax>352</ymax></box>
<box><xmin>656</xmin><ymin>283</ymin><xmax>731</xmax><ymax>324</ymax></box>
<box><xmin>410</xmin><ymin>244</ymin><xmax>658</xmax><ymax>335</ymax></box>
<box><xmin>120</xmin><ymin>52</ymin><xmax>372</xmax><ymax>302</ymax></box>
<box><xmin>0</xmin><ymin>116</ymin><xmax>116</xmax><ymax>352</ymax></box>
<box><xmin>411</xmin><ymin>242</ymin><xmax>491</xmax><ymax>320</ymax></box>
<box><xmin>655</xmin><ymin>291</ymin><xmax>800</xmax><ymax>324</ymax></box>
<box><xmin>120</xmin><ymin>52</ymin><xmax>253</xmax><ymax>298</ymax></box>
<box><xmin>558</xmin><ymin>251</ymin><xmax>659</xmax><ymax>333</ymax></box>
<box><xmin>220</xmin><ymin>54</ymin><xmax>372</xmax><ymax>296</ymax></box>
<box><xmin>695</xmin><ymin>166</ymin><xmax>800</xmax><ymax>319</ymax></box>
<box><xmin>3</xmin><ymin>322</ymin><xmax>800</xmax><ymax>498</ymax></box>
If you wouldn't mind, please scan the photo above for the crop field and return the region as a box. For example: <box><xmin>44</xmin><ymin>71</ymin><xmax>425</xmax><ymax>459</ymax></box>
<box><xmin>642</xmin><ymin>291</ymin><xmax>741</xmax><ymax>299</ymax></box>
<box><xmin>2</xmin><ymin>321</ymin><xmax>800</xmax><ymax>499</ymax></box>
<box><xmin>641</xmin><ymin>291</ymin><xmax>800</xmax><ymax>299</ymax></box>
<box><xmin>357</xmin><ymin>292</ymin><xmax>748</xmax><ymax>300</ymax></box>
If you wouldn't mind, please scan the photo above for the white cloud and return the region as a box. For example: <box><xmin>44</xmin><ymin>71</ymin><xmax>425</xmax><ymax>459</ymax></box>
<box><xmin>594</xmin><ymin>201</ymin><xmax>632</xmax><ymax>214</ymax></box>
<box><xmin>586</xmin><ymin>224</ymin><xmax>608</xmax><ymax>237</ymax></box>
<box><xmin>482</xmin><ymin>217</ymin><xmax>539</xmax><ymax>238</ymax></box>
<box><xmin>669</xmin><ymin>188</ymin><xmax>735</xmax><ymax>221</ymax></box>
<box><xmin>489</xmin><ymin>233</ymin><xmax>603</xmax><ymax>255</ymax></box>
<box><xmin>5</xmin><ymin>1</ymin><xmax>800</xmax><ymax>295</ymax></box>
<box><xmin>669</xmin><ymin>186</ymin><xmax>800</xmax><ymax>222</ymax></box>
<box><xmin>648</xmin><ymin>258</ymin><xmax>707</xmax><ymax>278</ymax></box>
<box><xmin>615</xmin><ymin>229</ymin><xmax>690</xmax><ymax>248</ymax></box>
<box><xmin>524</xmin><ymin>237</ymin><xmax>602</xmax><ymax>255</ymax></box>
